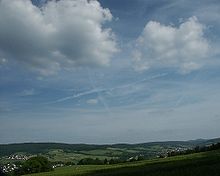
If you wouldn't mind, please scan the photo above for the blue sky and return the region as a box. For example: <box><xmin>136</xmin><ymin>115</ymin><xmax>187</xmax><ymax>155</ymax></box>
<box><xmin>0</xmin><ymin>0</ymin><xmax>220</xmax><ymax>144</ymax></box>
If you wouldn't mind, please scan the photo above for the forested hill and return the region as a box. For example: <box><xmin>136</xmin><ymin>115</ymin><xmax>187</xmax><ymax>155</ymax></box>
<box><xmin>1</xmin><ymin>138</ymin><xmax>220</xmax><ymax>157</ymax></box>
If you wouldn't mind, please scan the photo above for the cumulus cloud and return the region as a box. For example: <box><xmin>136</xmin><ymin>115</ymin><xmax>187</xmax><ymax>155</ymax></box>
<box><xmin>133</xmin><ymin>17</ymin><xmax>210</xmax><ymax>74</ymax></box>
<box><xmin>0</xmin><ymin>0</ymin><xmax>117</xmax><ymax>75</ymax></box>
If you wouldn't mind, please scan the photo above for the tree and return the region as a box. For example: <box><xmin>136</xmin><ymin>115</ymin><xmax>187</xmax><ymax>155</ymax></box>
<box><xmin>104</xmin><ymin>158</ymin><xmax>108</xmax><ymax>164</ymax></box>
<box><xmin>137</xmin><ymin>155</ymin><xmax>144</xmax><ymax>161</ymax></box>
<box><xmin>21</xmin><ymin>156</ymin><xmax>53</xmax><ymax>174</ymax></box>
<box><xmin>0</xmin><ymin>169</ymin><xmax>6</xmax><ymax>176</ymax></box>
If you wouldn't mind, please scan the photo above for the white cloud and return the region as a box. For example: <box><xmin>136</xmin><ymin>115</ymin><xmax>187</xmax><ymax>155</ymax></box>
<box><xmin>86</xmin><ymin>99</ymin><xmax>98</xmax><ymax>105</ymax></box>
<box><xmin>0</xmin><ymin>0</ymin><xmax>117</xmax><ymax>75</ymax></box>
<box><xmin>18</xmin><ymin>89</ymin><xmax>36</xmax><ymax>97</ymax></box>
<box><xmin>133</xmin><ymin>17</ymin><xmax>210</xmax><ymax>74</ymax></box>
<box><xmin>0</xmin><ymin>58</ymin><xmax>7</xmax><ymax>65</ymax></box>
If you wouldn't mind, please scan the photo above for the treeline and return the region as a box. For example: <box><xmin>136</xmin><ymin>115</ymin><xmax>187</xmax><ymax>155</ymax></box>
<box><xmin>167</xmin><ymin>142</ymin><xmax>220</xmax><ymax>157</ymax></box>
<box><xmin>77</xmin><ymin>156</ymin><xmax>144</xmax><ymax>165</ymax></box>
<box><xmin>0</xmin><ymin>143</ymin><xmax>110</xmax><ymax>157</ymax></box>
<box><xmin>77</xmin><ymin>158</ymin><xmax>106</xmax><ymax>165</ymax></box>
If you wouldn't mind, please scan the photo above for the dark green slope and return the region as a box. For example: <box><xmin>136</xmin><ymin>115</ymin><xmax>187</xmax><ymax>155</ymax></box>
<box><xmin>1</xmin><ymin>138</ymin><xmax>220</xmax><ymax>156</ymax></box>
<box><xmin>88</xmin><ymin>150</ymin><xmax>220</xmax><ymax>176</ymax></box>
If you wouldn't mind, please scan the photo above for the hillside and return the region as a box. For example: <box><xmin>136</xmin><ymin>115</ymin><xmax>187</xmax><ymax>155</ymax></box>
<box><xmin>1</xmin><ymin>138</ymin><xmax>220</xmax><ymax>165</ymax></box>
<box><xmin>0</xmin><ymin>137</ymin><xmax>219</xmax><ymax>171</ymax></box>
<box><xmin>23</xmin><ymin>148</ymin><xmax>220</xmax><ymax>176</ymax></box>
<box><xmin>1</xmin><ymin>138</ymin><xmax>219</xmax><ymax>156</ymax></box>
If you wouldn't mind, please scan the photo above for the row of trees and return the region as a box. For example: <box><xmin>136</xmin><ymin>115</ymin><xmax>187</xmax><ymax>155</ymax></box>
<box><xmin>77</xmin><ymin>158</ymin><xmax>106</xmax><ymax>165</ymax></box>
<box><xmin>77</xmin><ymin>155</ymin><xmax>144</xmax><ymax>165</ymax></box>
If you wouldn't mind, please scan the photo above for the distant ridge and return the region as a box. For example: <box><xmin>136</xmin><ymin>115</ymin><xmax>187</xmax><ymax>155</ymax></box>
<box><xmin>0</xmin><ymin>137</ymin><xmax>220</xmax><ymax>157</ymax></box>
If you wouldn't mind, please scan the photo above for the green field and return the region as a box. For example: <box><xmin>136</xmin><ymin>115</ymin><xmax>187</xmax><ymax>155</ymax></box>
<box><xmin>0</xmin><ymin>141</ymin><xmax>196</xmax><ymax>164</ymax></box>
<box><xmin>23</xmin><ymin>149</ymin><xmax>220</xmax><ymax>176</ymax></box>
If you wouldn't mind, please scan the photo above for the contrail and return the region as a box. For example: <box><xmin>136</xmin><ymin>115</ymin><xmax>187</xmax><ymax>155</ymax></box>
<box><xmin>46</xmin><ymin>72</ymin><xmax>168</xmax><ymax>105</ymax></box>
<box><xmin>86</xmin><ymin>68</ymin><xmax>111</xmax><ymax>113</ymax></box>
<box><xmin>45</xmin><ymin>88</ymin><xmax>106</xmax><ymax>105</ymax></box>
<box><xmin>174</xmin><ymin>71</ymin><xmax>201</xmax><ymax>108</ymax></box>
<box><xmin>115</xmin><ymin>73</ymin><xmax>168</xmax><ymax>90</ymax></box>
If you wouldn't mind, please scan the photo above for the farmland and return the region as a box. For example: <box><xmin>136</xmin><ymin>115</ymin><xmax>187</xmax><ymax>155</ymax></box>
<box><xmin>23</xmin><ymin>148</ymin><xmax>220</xmax><ymax>176</ymax></box>
<box><xmin>1</xmin><ymin>138</ymin><xmax>220</xmax><ymax>175</ymax></box>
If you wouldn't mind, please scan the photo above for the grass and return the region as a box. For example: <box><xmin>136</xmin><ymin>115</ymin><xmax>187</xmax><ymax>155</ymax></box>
<box><xmin>24</xmin><ymin>149</ymin><xmax>220</xmax><ymax>176</ymax></box>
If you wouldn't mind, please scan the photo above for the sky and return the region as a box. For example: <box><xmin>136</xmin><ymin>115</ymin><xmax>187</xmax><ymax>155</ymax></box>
<box><xmin>0</xmin><ymin>0</ymin><xmax>220</xmax><ymax>144</ymax></box>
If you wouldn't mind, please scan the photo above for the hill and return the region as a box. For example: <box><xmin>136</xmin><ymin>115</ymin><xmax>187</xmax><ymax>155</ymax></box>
<box><xmin>23</xmin><ymin>148</ymin><xmax>220</xmax><ymax>176</ymax></box>
<box><xmin>1</xmin><ymin>138</ymin><xmax>220</xmax><ymax>165</ymax></box>
<box><xmin>1</xmin><ymin>138</ymin><xmax>220</xmax><ymax>156</ymax></box>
